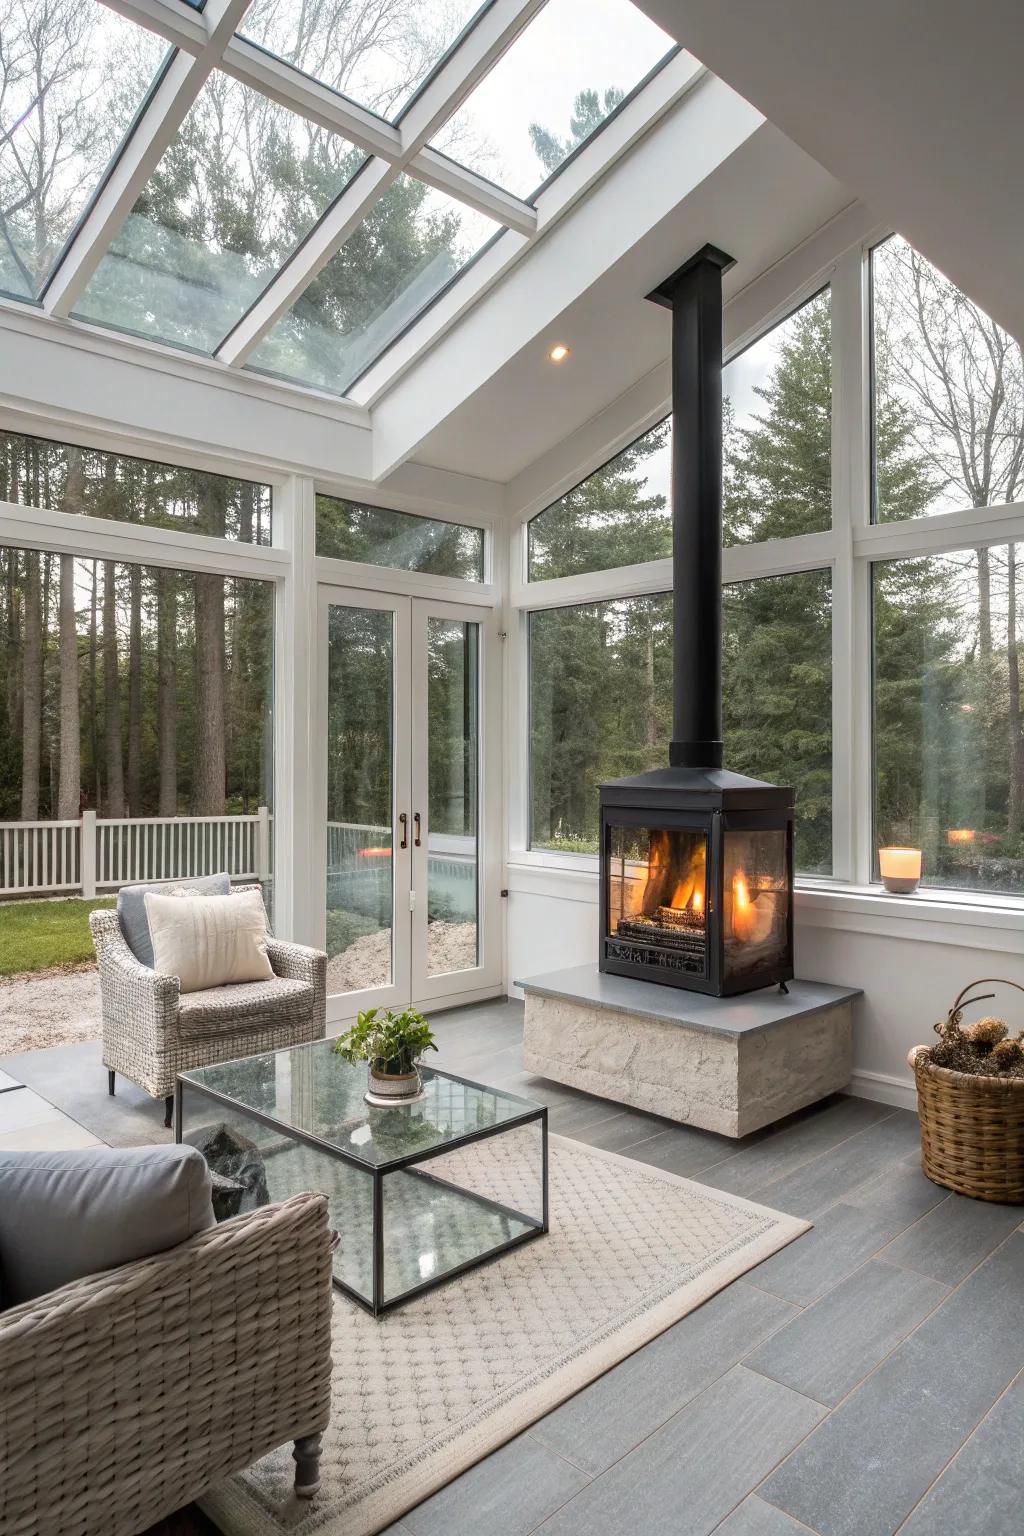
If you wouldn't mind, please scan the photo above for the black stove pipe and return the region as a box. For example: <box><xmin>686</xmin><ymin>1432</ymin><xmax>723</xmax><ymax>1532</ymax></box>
<box><xmin>648</xmin><ymin>243</ymin><xmax>735</xmax><ymax>770</ymax></box>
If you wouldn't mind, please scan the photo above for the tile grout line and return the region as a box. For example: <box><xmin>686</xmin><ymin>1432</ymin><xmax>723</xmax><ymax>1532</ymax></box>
<box><xmin>746</xmin><ymin>1224</ymin><xmax>1024</xmax><ymax>1522</ymax></box>
<box><xmin>890</xmin><ymin>1358</ymin><xmax>1024</xmax><ymax>1534</ymax></box>
<box><xmin>687</xmin><ymin>1104</ymin><xmax>905</xmax><ymax>1195</ymax></box>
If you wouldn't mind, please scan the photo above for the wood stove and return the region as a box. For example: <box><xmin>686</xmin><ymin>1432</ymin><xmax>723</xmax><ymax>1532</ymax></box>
<box><xmin>598</xmin><ymin>245</ymin><xmax>794</xmax><ymax>996</ymax></box>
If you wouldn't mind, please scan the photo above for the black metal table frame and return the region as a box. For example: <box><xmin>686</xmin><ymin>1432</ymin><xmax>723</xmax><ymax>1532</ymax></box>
<box><xmin>176</xmin><ymin>1059</ymin><xmax>549</xmax><ymax>1317</ymax></box>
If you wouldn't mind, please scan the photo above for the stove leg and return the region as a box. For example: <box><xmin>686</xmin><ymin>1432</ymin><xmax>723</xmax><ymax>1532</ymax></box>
<box><xmin>778</xmin><ymin>980</ymin><xmax>789</xmax><ymax>994</ymax></box>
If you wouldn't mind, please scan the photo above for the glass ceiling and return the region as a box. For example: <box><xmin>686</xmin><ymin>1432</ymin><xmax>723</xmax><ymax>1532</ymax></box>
<box><xmin>0</xmin><ymin>2</ymin><xmax>168</xmax><ymax>300</ymax></box>
<box><xmin>432</xmin><ymin>0</ymin><xmax>675</xmax><ymax>199</ymax></box>
<box><xmin>74</xmin><ymin>72</ymin><xmax>364</xmax><ymax>353</ymax></box>
<box><xmin>239</xmin><ymin>0</ymin><xmax>488</xmax><ymax>122</ymax></box>
<box><xmin>0</xmin><ymin>0</ymin><xmax>677</xmax><ymax>397</ymax></box>
<box><xmin>249</xmin><ymin>178</ymin><xmax>497</xmax><ymax>393</ymax></box>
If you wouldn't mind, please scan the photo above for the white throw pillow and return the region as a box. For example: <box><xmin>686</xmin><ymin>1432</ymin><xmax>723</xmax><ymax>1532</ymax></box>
<box><xmin>144</xmin><ymin>889</ymin><xmax>274</xmax><ymax>993</ymax></box>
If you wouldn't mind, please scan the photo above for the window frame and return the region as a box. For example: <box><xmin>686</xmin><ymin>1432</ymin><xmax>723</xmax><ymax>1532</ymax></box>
<box><xmin>507</xmin><ymin>227</ymin><xmax>1024</xmax><ymax>907</ymax></box>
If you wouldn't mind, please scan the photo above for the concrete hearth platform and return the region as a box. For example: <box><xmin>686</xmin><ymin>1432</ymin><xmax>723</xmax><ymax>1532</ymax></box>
<box><xmin>518</xmin><ymin>965</ymin><xmax>861</xmax><ymax>1138</ymax></box>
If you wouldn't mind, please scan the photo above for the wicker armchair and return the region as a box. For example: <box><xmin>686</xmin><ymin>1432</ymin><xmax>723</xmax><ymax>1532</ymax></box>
<box><xmin>90</xmin><ymin>885</ymin><xmax>327</xmax><ymax>1126</ymax></box>
<box><xmin>0</xmin><ymin>1191</ymin><xmax>334</xmax><ymax>1536</ymax></box>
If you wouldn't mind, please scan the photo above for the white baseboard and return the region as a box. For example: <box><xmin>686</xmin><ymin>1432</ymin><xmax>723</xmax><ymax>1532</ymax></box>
<box><xmin>848</xmin><ymin>1068</ymin><xmax>919</xmax><ymax>1113</ymax></box>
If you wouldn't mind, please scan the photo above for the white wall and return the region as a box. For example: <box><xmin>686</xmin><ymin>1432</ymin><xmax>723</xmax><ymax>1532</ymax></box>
<box><xmin>506</xmin><ymin>861</ymin><xmax>1024</xmax><ymax>1112</ymax></box>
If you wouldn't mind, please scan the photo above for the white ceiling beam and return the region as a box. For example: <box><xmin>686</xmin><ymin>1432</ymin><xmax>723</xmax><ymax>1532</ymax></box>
<box><xmin>369</xmin><ymin>73</ymin><xmax>762</xmax><ymax>480</ymax></box>
<box><xmin>397</xmin><ymin>0</ymin><xmax>547</xmax><ymax>157</ymax></box>
<box><xmin>212</xmin><ymin>0</ymin><xmax>548</xmax><ymax>370</ymax></box>
<box><xmin>411</xmin><ymin>148</ymin><xmax>537</xmax><ymax>236</ymax></box>
<box><xmin>351</xmin><ymin>49</ymin><xmax>704</xmax><ymax>409</ymax></box>
<box><xmin>43</xmin><ymin>0</ymin><xmax>252</xmax><ymax>319</ymax></box>
<box><xmin>215</xmin><ymin>159</ymin><xmax>399</xmax><ymax>366</ymax></box>
<box><xmin>100</xmin><ymin>0</ymin><xmax>207</xmax><ymax>52</ymax></box>
<box><xmin>221</xmin><ymin>37</ymin><xmax>403</xmax><ymax>159</ymax></box>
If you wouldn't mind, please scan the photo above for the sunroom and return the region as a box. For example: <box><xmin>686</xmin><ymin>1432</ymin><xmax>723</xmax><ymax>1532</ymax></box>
<box><xmin>2</xmin><ymin>2</ymin><xmax>1024</xmax><ymax>1534</ymax></box>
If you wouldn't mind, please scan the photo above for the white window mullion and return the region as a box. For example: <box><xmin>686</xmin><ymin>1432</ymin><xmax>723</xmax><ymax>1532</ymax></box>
<box><xmin>830</xmin><ymin>242</ymin><xmax>873</xmax><ymax>883</ymax></box>
<box><xmin>43</xmin><ymin>0</ymin><xmax>252</xmax><ymax>319</ymax></box>
<box><xmin>272</xmin><ymin>475</ymin><xmax>317</xmax><ymax>944</ymax></box>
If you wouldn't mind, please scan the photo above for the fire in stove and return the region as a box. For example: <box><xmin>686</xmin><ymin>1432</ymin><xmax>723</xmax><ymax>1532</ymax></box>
<box><xmin>602</xmin><ymin>813</ymin><xmax>793</xmax><ymax>996</ymax></box>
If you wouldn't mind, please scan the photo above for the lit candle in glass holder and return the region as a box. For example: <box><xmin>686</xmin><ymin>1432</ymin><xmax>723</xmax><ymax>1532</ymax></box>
<box><xmin>878</xmin><ymin>846</ymin><xmax>922</xmax><ymax>894</ymax></box>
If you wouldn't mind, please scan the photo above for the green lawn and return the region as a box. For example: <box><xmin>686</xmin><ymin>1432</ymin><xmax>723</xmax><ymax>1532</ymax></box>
<box><xmin>0</xmin><ymin>897</ymin><xmax>116</xmax><ymax>976</ymax></box>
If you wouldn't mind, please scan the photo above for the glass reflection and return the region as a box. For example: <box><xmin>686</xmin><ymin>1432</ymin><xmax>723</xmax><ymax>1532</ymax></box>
<box><xmin>74</xmin><ymin>71</ymin><xmax>362</xmax><ymax>353</ymax></box>
<box><xmin>248</xmin><ymin>178</ymin><xmax>497</xmax><ymax>393</ymax></box>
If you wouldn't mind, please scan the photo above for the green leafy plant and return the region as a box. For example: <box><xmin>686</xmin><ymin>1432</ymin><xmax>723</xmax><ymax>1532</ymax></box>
<box><xmin>333</xmin><ymin>1006</ymin><xmax>438</xmax><ymax>1075</ymax></box>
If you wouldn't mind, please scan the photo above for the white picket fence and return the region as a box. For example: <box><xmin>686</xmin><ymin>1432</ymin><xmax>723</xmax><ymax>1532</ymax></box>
<box><xmin>0</xmin><ymin>811</ymin><xmax>476</xmax><ymax>901</ymax></box>
<box><xmin>0</xmin><ymin>809</ymin><xmax>271</xmax><ymax>898</ymax></box>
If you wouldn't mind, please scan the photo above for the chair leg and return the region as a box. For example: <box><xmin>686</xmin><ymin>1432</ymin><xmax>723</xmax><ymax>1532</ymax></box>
<box><xmin>164</xmin><ymin>1094</ymin><xmax>174</xmax><ymax>1130</ymax></box>
<box><xmin>293</xmin><ymin>1434</ymin><xmax>322</xmax><ymax>1499</ymax></box>
<box><xmin>107</xmin><ymin>1070</ymin><xmax>115</xmax><ymax>1096</ymax></box>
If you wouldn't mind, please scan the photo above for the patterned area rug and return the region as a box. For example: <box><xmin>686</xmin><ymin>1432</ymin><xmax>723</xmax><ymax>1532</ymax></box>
<box><xmin>202</xmin><ymin>1134</ymin><xmax>809</xmax><ymax>1536</ymax></box>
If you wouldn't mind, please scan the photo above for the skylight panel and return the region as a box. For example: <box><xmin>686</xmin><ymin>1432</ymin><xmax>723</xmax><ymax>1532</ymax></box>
<box><xmin>239</xmin><ymin>0</ymin><xmax>487</xmax><ymax>122</ymax></box>
<box><xmin>429</xmin><ymin>0</ymin><xmax>675</xmax><ymax>200</ymax></box>
<box><xmin>72</xmin><ymin>72</ymin><xmax>365</xmax><ymax>355</ymax></box>
<box><xmin>247</xmin><ymin>178</ymin><xmax>499</xmax><ymax>395</ymax></box>
<box><xmin>0</xmin><ymin>2</ymin><xmax>168</xmax><ymax>300</ymax></box>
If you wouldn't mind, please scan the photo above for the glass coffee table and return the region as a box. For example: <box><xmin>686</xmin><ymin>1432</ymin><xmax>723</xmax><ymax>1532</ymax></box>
<box><xmin>176</xmin><ymin>1039</ymin><xmax>548</xmax><ymax>1315</ymax></box>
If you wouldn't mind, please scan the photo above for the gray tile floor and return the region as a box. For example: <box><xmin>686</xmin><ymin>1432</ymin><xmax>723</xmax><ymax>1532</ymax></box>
<box><xmin>383</xmin><ymin>998</ymin><xmax>1024</xmax><ymax>1536</ymax></box>
<box><xmin>6</xmin><ymin>995</ymin><xmax>1023</xmax><ymax>1536</ymax></box>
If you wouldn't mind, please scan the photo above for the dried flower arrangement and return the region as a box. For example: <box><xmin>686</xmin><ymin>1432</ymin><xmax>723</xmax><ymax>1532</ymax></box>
<box><xmin>928</xmin><ymin>985</ymin><xmax>1024</xmax><ymax>1078</ymax></box>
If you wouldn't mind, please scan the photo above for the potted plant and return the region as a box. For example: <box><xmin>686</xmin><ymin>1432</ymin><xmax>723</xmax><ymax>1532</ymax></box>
<box><xmin>909</xmin><ymin>977</ymin><xmax>1024</xmax><ymax>1203</ymax></box>
<box><xmin>333</xmin><ymin>1006</ymin><xmax>438</xmax><ymax>1104</ymax></box>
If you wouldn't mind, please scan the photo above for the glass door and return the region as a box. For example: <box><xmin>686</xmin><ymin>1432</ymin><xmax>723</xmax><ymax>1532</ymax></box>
<box><xmin>411</xmin><ymin>599</ymin><xmax>498</xmax><ymax>1003</ymax></box>
<box><xmin>320</xmin><ymin>589</ymin><xmax>499</xmax><ymax>1020</ymax></box>
<box><xmin>320</xmin><ymin>588</ymin><xmax>411</xmax><ymax>1017</ymax></box>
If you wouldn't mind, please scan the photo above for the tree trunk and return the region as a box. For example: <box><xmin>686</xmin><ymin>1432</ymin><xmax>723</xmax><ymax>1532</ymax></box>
<box><xmin>57</xmin><ymin>552</ymin><xmax>81</xmax><ymax>819</ymax></box>
<box><xmin>20</xmin><ymin>551</ymin><xmax>42</xmax><ymax>819</ymax></box>
<box><xmin>5</xmin><ymin>549</ymin><xmax>21</xmax><ymax>740</ymax></box>
<box><xmin>644</xmin><ymin>613</ymin><xmax>658</xmax><ymax>749</ymax></box>
<box><xmin>88</xmin><ymin>563</ymin><xmax>99</xmax><ymax>808</ymax></box>
<box><xmin>103</xmin><ymin>561</ymin><xmax>125</xmax><ymax>818</ymax></box>
<box><xmin>157</xmin><ymin>568</ymin><xmax>178</xmax><ymax>815</ymax></box>
<box><xmin>1009</xmin><ymin>545</ymin><xmax>1024</xmax><ymax>840</ymax></box>
<box><xmin>127</xmin><ymin>564</ymin><xmax>143</xmax><ymax>812</ymax></box>
<box><xmin>978</xmin><ymin>547</ymin><xmax>992</xmax><ymax>659</ymax></box>
<box><xmin>194</xmin><ymin>482</ymin><xmax>227</xmax><ymax>813</ymax></box>
<box><xmin>194</xmin><ymin>573</ymin><xmax>226</xmax><ymax>813</ymax></box>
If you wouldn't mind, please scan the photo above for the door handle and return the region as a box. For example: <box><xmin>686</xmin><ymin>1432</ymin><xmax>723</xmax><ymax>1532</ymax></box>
<box><xmin>399</xmin><ymin>812</ymin><xmax>408</xmax><ymax>850</ymax></box>
<box><xmin>414</xmin><ymin>812</ymin><xmax>422</xmax><ymax>847</ymax></box>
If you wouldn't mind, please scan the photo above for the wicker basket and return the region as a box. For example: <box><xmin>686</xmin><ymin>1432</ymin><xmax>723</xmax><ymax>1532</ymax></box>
<box><xmin>909</xmin><ymin>977</ymin><xmax>1024</xmax><ymax>1203</ymax></box>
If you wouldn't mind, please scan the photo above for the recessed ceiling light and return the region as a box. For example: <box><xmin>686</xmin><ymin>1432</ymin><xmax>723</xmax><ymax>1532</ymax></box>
<box><xmin>548</xmin><ymin>343</ymin><xmax>571</xmax><ymax>363</ymax></box>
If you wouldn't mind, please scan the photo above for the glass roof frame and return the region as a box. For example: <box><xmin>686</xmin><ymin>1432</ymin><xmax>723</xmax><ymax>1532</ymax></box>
<box><xmin>7</xmin><ymin>0</ymin><xmax>682</xmax><ymax>401</ymax></box>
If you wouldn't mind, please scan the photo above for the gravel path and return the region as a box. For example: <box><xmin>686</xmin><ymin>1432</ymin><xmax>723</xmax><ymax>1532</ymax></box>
<box><xmin>326</xmin><ymin>920</ymin><xmax>477</xmax><ymax>995</ymax></box>
<box><xmin>0</xmin><ymin>967</ymin><xmax>101</xmax><ymax>1055</ymax></box>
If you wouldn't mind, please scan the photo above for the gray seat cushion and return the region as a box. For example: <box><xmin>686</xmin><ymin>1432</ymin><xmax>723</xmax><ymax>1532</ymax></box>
<box><xmin>117</xmin><ymin>871</ymin><xmax>231</xmax><ymax>967</ymax></box>
<box><xmin>176</xmin><ymin>976</ymin><xmax>312</xmax><ymax>1037</ymax></box>
<box><xmin>0</xmin><ymin>1144</ymin><xmax>215</xmax><ymax>1308</ymax></box>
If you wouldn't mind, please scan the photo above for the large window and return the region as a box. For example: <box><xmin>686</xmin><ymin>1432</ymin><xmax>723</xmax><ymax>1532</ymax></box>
<box><xmin>872</xmin><ymin>236</ymin><xmax>1024</xmax><ymax>522</ymax></box>
<box><xmin>529</xmin><ymin>571</ymin><xmax>832</xmax><ymax>872</ymax></box>
<box><xmin>874</xmin><ymin>543</ymin><xmax>1024</xmax><ymax>895</ymax></box>
<box><xmin>527</xmin><ymin>421</ymin><xmax>671</xmax><ymax>581</ymax></box>
<box><xmin>0</xmin><ymin>430</ymin><xmax>272</xmax><ymax>544</ymax></box>
<box><xmin>0</xmin><ymin>544</ymin><xmax>273</xmax><ymax>824</ymax></box>
<box><xmin>316</xmin><ymin>496</ymin><xmax>485</xmax><ymax>579</ymax></box>
<box><xmin>527</xmin><ymin>286</ymin><xmax>832</xmax><ymax>581</ymax></box>
<box><xmin>723</xmin><ymin>286</ymin><xmax>832</xmax><ymax>544</ymax></box>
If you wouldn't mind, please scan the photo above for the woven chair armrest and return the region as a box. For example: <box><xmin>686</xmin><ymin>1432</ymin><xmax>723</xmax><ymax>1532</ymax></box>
<box><xmin>0</xmin><ymin>1194</ymin><xmax>334</xmax><ymax>1536</ymax></box>
<box><xmin>89</xmin><ymin>908</ymin><xmax>180</xmax><ymax>1005</ymax></box>
<box><xmin>266</xmin><ymin>937</ymin><xmax>327</xmax><ymax>986</ymax></box>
